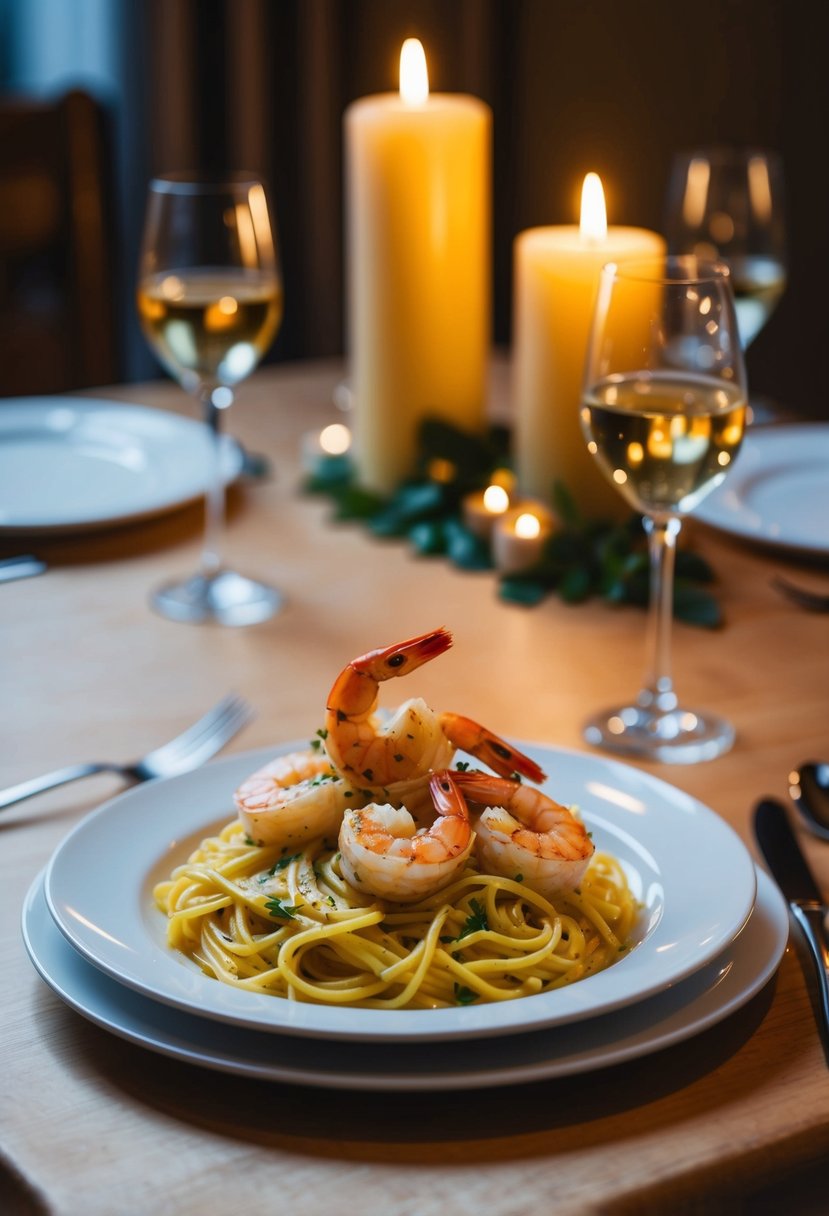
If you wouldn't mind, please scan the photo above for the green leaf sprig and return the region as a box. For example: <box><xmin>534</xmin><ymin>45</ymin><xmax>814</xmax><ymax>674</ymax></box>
<box><xmin>264</xmin><ymin>896</ymin><xmax>300</xmax><ymax>920</ymax></box>
<box><xmin>454</xmin><ymin>898</ymin><xmax>490</xmax><ymax>941</ymax></box>
<box><xmin>303</xmin><ymin>419</ymin><xmax>721</xmax><ymax>627</ymax></box>
<box><xmin>499</xmin><ymin>482</ymin><xmax>721</xmax><ymax>628</ymax></box>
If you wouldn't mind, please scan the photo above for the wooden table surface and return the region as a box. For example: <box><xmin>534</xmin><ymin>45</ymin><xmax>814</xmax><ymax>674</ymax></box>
<box><xmin>2</xmin><ymin>360</ymin><xmax>829</xmax><ymax>1216</ymax></box>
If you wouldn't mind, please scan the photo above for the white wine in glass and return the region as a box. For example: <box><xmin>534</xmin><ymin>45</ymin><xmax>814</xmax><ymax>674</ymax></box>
<box><xmin>580</xmin><ymin>255</ymin><xmax>748</xmax><ymax>764</ymax></box>
<box><xmin>665</xmin><ymin>147</ymin><xmax>787</xmax><ymax>349</ymax></box>
<box><xmin>137</xmin><ymin>176</ymin><xmax>283</xmax><ymax>625</ymax></box>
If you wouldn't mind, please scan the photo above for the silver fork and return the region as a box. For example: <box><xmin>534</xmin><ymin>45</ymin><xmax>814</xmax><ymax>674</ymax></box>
<box><xmin>0</xmin><ymin>693</ymin><xmax>254</xmax><ymax>810</ymax></box>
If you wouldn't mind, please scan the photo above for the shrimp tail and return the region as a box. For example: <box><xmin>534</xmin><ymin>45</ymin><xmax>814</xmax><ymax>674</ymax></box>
<box><xmin>439</xmin><ymin>713</ymin><xmax>547</xmax><ymax>783</ymax></box>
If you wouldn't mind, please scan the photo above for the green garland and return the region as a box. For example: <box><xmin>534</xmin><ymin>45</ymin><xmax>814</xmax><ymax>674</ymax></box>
<box><xmin>303</xmin><ymin>417</ymin><xmax>721</xmax><ymax>628</ymax></box>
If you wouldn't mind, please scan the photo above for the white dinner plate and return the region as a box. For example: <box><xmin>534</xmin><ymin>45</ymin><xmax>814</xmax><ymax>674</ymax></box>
<box><xmin>44</xmin><ymin>742</ymin><xmax>757</xmax><ymax>1042</ymax></box>
<box><xmin>0</xmin><ymin>397</ymin><xmax>243</xmax><ymax>534</ymax></box>
<box><xmin>695</xmin><ymin>423</ymin><xmax>829</xmax><ymax>555</ymax></box>
<box><xmin>24</xmin><ymin>867</ymin><xmax>787</xmax><ymax>1090</ymax></box>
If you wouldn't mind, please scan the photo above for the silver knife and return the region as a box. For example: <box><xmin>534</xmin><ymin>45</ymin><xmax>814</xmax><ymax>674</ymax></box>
<box><xmin>754</xmin><ymin>797</ymin><xmax>829</xmax><ymax>1057</ymax></box>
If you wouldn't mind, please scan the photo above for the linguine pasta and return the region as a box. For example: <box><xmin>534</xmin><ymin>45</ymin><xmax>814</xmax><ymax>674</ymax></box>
<box><xmin>154</xmin><ymin>819</ymin><xmax>638</xmax><ymax>1009</ymax></box>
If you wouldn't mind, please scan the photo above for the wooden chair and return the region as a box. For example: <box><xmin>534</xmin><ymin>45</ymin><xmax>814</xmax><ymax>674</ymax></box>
<box><xmin>0</xmin><ymin>89</ymin><xmax>118</xmax><ymax>396</ymax></box>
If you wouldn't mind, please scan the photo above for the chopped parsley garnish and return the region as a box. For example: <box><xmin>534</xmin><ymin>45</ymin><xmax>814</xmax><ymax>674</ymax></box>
<box><xmin>455</xmin><ymin>898</ymin><xmax>489</xmax><ymax>940</ymax></box>
<box><xmin>267</xmin><ymin>852</ymin><xmax>301</xmax><ymax>874</ymax></box>
<box><xmin>454</xmin><ymin>760</ymin><xmax>470</xmax><ymax>771</ymax></box>
<box><xmin>453</xmin><ymin>983</ymin><xmax>479</xmax><ymax>1005</ymax></box>
<box><xmin>514</xmin><ymin>873</ymin><xmax>524</xmax><ymax>883</ymax></box>
<box><xmin>264</xmin><ymin>897</ymin><xmax>300</xmax><ymax>920</ymax></box>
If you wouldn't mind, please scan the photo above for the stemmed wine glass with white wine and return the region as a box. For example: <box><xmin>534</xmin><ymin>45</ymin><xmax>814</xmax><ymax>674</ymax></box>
<box><xmin>665</xmin><ymin>147</ymin><xmax>786</xmax><ymax>350</ymax></box>
<box><xmin>580</xmin><ymin>255</ymin><xmax>748</xmax><ymax>763</ymax></box>
<box><xmin>137</xmin><ymin>175</ymin><xmax>283</xmax><ymax>624</ymax></box>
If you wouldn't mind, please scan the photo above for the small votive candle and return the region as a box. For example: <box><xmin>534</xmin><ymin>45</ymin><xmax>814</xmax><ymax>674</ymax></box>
<box><xmin>493</xmin><ymin>503</ymin><xmax>554</xmax><ymax>575</ymax></box>
<box><xmin>301</xmin><ymin>423</ymin><xmax>352</xmax><ymax>473</ymax></box>
<box><xmin>462</xmin><ymin>483</ymin><xmax>511</xmax><ymax>539</ymax></box>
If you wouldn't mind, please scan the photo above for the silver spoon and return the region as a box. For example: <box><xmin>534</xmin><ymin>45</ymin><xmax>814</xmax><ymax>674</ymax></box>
<box><xmin>789</xmin><ymin>762</ymin><xmax>829</xmax><ymax>840</ymax></box>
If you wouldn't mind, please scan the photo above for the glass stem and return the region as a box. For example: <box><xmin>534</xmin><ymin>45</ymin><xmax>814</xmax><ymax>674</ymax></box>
<box><xmin>200</xmin><ymin>389</ymin><xmax>231</xmax><ymax>579</ymax></box>
<box><xmin>639</xmin><ymin>515</ymin><xmax>681</xmax><ymax>715</ymax></box>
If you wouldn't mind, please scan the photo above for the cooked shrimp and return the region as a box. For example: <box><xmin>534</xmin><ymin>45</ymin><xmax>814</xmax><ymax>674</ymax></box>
<box><xmin>453</xmin><ymin>771</ymin><xmax>594</xmax><ymax>898</ymax></box>
<box><xmin>338</xmin><ymin>770</ymin><xmax>473</xmax><ymax>903</ymax></box>
<box><xmin>323</xmin><ymin>626</ymin><xmax>547</xmax><ymax>789</ymax></box>
<box><xmin>234</xmin><ymin>750</ymin><xmax>352</xmax><ymax>848</ymax></box>
<box><xmin>324</xmin><ymin>628</ymin><xmax>456</xmax><ymax>787</ymax></box>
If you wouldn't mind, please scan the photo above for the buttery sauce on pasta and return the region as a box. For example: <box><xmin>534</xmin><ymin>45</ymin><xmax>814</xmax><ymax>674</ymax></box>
<box><xmin>154</xmin><ymin>819</ymin><xmax>638</xmax><ymax>1009</ymax></box>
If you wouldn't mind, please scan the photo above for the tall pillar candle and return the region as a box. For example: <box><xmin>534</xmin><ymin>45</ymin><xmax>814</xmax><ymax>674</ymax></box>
<box><xmin>345</xmin><ymin>39</ymin><xmax>491</xmax><ymax>495</ymax></box>
<box><xmin>513</xmin><ymin>173</ymin><xmax>666</xmax><ymax>519</ymax></box>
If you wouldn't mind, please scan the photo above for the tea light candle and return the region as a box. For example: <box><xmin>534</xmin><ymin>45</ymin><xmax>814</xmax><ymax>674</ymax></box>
<box><xmin>462</xmin><ymin>482</ymin><xmax>511</xmax><ymax>539</ymax></box>
<box><xmin>345</xmin><ymin>38</ymin><xmax>491</xmax><ymax>495</ymax></box>
<box><xmin>493</xmin><ymin>504</ymin><xmax>554</xmax><ymax>575</ymax></box>
<box><xmin>513</xmin><ymin>173</ymin><xmax>665</xmax><ymax>520</ymax></box>
<box><xmin>301</xmin><ymin>423</ymin><xmax>352</xmax><ymax>473</ymax></box>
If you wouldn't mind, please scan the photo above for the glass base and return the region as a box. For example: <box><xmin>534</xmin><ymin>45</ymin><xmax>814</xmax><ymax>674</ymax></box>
<box><xmin>151</xmin><ymin>569</ymin><xmax>282</xmax><ymax>626</ymax></box>
<box><xmin>583</xmin><ymin>702</ymin><xmax>735</xmax><ymax>765</ymax></box>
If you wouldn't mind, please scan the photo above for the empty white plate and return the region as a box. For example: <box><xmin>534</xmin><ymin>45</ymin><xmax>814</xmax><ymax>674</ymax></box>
<box><xmin>0</xmin><ymin>397</ymin><xmax>242</xmax><ymax>534</ymax></box>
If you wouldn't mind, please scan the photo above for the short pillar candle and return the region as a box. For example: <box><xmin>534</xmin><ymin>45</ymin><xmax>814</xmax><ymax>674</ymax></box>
<box><xmin>493</xmin><ymin>504</ymin><xmax>555</xmax><ymax>575</ymax></box>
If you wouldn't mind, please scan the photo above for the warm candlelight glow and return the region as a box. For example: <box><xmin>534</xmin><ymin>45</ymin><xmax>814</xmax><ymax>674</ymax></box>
<box><xmin>400</xmin><ymin>38</ymin><xmax>429</xmax><ymax>104</ymax></box>
<box><xmin>319</xmin><ymin>423</ymin><xmax>351</xmax><ymax>455</ymax></box>
<box><xmin>463</xmin><ymin>483</ymin><xmax>510</xmax><ymax>538</ymax></box>
<box><xmin>482</xmin><ymin>484</ymin><xmax>510</xmax><ymax>514</ymax></box>
<box><xmin>345</xmin><ymin>41</ymin><xmax>489</xmax><ymax>492</ymax></box>
<box><xmin>748</xmin><ymin>155</ymin><xmax>773</xmax><ymax>224</ymax></box>
<box><xmin>514</xmin><ymin>512</ymin><xmax>541</xmax><ymax>540</ymax></box>
<box><xmin>580</xmin><ymin>172</ymin><xmax>608</xmax><ymax>242</ymax></box>
<box><xmin>513</xmin><ymin>177</ymin><xmax>664</xmax><ymax>517</ymax></box>
<box><xmin>683</xmin><ymin>157</ymin><xmax>711</xmax><ymax>228</ymax></box>
<box><xmin>492</xmin><ymin>501</ymin><xmax>554</xmax><ymax>574</ymax></box>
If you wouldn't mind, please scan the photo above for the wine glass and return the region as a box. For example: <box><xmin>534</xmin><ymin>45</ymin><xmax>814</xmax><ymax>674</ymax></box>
<box><xmin>137</xmin><ymin>175</ymin><xmax>283</xmax><ymax>625</ymax></box>
<box><xmin>664</xmin><ymin>147</ymin><xmax>787</xmax><ymax>350</ymax></box>
<box><xmin>580</xmin><ymin>255</ymin><xmax>748</xmax><ymax>763</ymax></box>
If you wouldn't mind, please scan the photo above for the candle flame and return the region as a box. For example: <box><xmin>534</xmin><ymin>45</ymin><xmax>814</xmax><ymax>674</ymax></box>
<box><xmin>400</xmin><ymin>38</ymin><xmax>429</xmax><ymax>104</ymax></box>
<box><xmin>515</xmin><ymin>513</ymin><xmax>541</xmax><ymax>540</ymax></box>
<box><xmin>320</xmin><ymin>423</ymin><xmax>351</xmax><ymax>455</ymax></box>
<box><xmin>580</xmin><ymin>172</ymin><xmax>607</xmax><ymax>241</ymax></box>
<box><xmin>483</xmin><ymin>484</ymin><xmax>510</xmax><ymax>514</ymax></box>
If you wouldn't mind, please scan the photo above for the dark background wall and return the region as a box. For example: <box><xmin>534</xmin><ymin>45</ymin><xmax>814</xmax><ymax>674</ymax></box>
<box><xmin>1</xmin><ymin>0</ymin><xmax>826</xmax><ymax>415</ymax></box>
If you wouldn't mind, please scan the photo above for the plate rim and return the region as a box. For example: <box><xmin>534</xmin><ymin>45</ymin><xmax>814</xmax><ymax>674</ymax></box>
<box><xmin>695</xmin><ymin>421</ymin><xmax>829</xmax><ymax>555</ymax></box>
<box><xmin>0</xmin><ymin>397</ymin><xmax>242</xmax><ymax>534</ymax></box>
<box><xmin>43</xmin><ymin>740</ymin><xmax>758</xmax><ymax>1042</ymax></box>
<box><xmin>23</xmin><ymin>866</ymin><xmax>787</xmax><ymax>1091</ymax></box>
